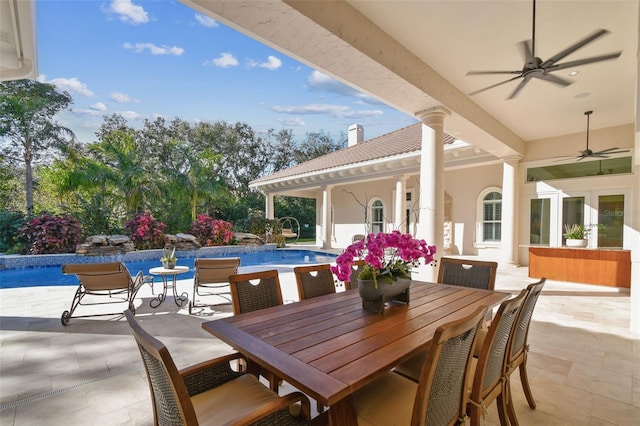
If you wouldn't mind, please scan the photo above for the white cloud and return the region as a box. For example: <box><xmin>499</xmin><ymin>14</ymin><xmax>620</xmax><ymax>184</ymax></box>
<box><xmin>71</xmin><ymin>108</ymin><xmax>100</xmax><ymax>116</ymax></box>
<box><xmin>45</xmin><ymin>77</ymin><xmax>94</xmax><ymax>97</ymax></box>
<box><xmin>271</xmin><ymin>103</ymin><xmax>383</xmax><ymax>119</ymax></box>
<box><xmin>109</xmin><ymin>92</ymin><xmax>139</xmax><ymax>103</ymax></box>
<box><xmin>195</xmin><ymin>13</ymin><xmax>218</xmax><ymax>28</ymax></box>
<box><xmin>277</xmin><ymin>117</ymin><xmax>306</xmax><ymax>127</ymax></box>
<box><xmin>247</xmin><ymin>55</ymin><xmax>282</xmax><ymax>70</ymax></box>
<box><xmin>260</xmin><ymin>55</ymin><xmax>282</xmax><ymax>70</ymax></box>
<box><xmin>272</xmin><ymin>104</ymin><xmax>349</xmax><ymax>116</ymax></box>
<box><xmin>123</xmin><ymin>42</ymin><xmax>184</xmax><ymax>56</ymax></box>
<box><xmin>118</xmin><ymin>110</ymin><xmax>143</xmax><ymax>120</ymax></box>
<box><xmin>206</xmin><ymin>52</ymin><xmax>239</xmax><ymax>68</ymax></box>
<box><xmin>91</xmin><ymin>102</ymin><xmax>107</xmax><ymax>111</ymax></box>
<box><xmin>107</xmin><ymin>0</ymin><xmax>149</xmax><ymax>24</ymax></box>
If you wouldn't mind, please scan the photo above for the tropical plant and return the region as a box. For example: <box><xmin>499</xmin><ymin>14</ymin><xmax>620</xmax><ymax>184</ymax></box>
<box><xmin>17</xmin><ymin>213</ymin><xmax>82</xmax><ymax>254</ymax></box>
<box><xmin>124</xmin><ymin>211</ymin><xmax>166</xmax><ymax>250</ymax></box>
<box><xmin>0</xmin><ymin>210</ymin><xmax>26</xmax><ymax>253</ymax></box>
<box><xmin>562</xmin><ymin>224</ymin><xmax>590</xmax><ymax>239</ymax></box>
<box><xmin>160</xmin><ymin>246</ymin><xmax>177</xmax><ymax>263</ymax></box>
<box><xmin>188</xmin><ymin>214</ymin><xmax>234</xmax><ymax>246</ymax></box>
<box><xmin>331</xmin><ymin>231</ymin><xmax>436</xmax><ymax>288</ymax></box>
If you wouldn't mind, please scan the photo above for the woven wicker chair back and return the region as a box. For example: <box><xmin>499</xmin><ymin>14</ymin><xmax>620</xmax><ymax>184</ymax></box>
<box><xmin>294</xmin><ymin>264</ymin><xmax>336</xmax><ymax>300</ymax></box>
<box><xmin>413</xmin><ymin>306</ymin><xmax>487</xmax><ymax>426</ymax></box>
<box><xmin>229</xmin><ymin>270</ymin><xmax>283</xmax><ymax>314</ymax></box>
<box><xmin>347</xmin><ymin>259</ymin><xmax>367</xmax><ymax>291</ymax></box>
<box><xmin>477</xmin><ymin>290</ymin><xmax>526</xmax><ymax>394</ymax></box>
<box><xmin>124</xmin><ymin>310</ymin><xmax>196</xmax><ymax>425</ymax></box>
<box><xmin>510</xmin><ymin>278</ymin><xmax>546</xmax><ymax>359</ymax></box>
<box><xmin>438</xmin><ymin>257</ymin><xmax>497</xmax><ymax>290</ymax></box>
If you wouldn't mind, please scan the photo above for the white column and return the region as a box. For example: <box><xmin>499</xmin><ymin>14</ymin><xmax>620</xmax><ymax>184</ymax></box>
<box><xmin>265</xmin><ymin>193</ymin><xmax>275</xmax><ymax>219</ymax></box>
<box><xmin>394</xmin><ymin>175</ymin><xmax>407</xmax><ymax>231</ymax></box>
<box><xmin>630</xmin><ymin>10</ymin><xmax>640</xmax><ymax>334</ymax></box>
<box><xmin>321</xmin><ymin>185</ymin><xmax>333</xmax><ymax>249</ymax></box>
<box><xmin>500</xmin><ymin>156</ymin><xmax>521</xmax><ymax>266</ymax></box>
<box><xmin>415</xmin><ymin>106</ymin><xmax>450</xmax><ymax>282</ymax></box>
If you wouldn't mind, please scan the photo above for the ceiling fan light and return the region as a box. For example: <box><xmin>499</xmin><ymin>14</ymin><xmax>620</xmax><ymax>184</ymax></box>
<box><xmin>568</xmin><ymin>71</ymin><xmax>579</xmax><ymax>76</ymax></box>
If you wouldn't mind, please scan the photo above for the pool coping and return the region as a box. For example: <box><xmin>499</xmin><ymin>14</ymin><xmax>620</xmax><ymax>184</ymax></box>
<box><xmin>0</xmin><ymin>244</ymin><xmax>338</xmax><ymax>270</ymax></box>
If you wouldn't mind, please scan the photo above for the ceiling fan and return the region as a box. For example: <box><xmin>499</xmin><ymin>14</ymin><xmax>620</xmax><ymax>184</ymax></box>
<box><xmin>556</xmin><ymin>111</ymin><xmax>630</xmax><ymax>162</ymax></box>
<box><xmin>467</xmin><ymin>0</ymin><xmax>622</xmax><ymax>99</ymax></box>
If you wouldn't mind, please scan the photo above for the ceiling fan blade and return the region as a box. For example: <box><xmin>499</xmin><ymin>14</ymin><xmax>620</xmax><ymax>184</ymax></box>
<box><xmin>592</xmin><ymin>147</ymin><xmax>630</xmax><ymax>155</ymax></box>
<box><xmin>468</xmin><ymin>75</ymin><xmax>522</xmax><ymax>96</ymax></box>
<box><xmin>540</xmin><ymin>29</ymin><xmax>610</xmax><ymax>68</ymax></box>
<box><xmin>530</xmin><ymin>72</ymin><xmax>572</xmax><ymax>87</ymax></box>
<box><xmin>466</xmin><ymin>70</ymin><xmax>522</xmax><ymax>75</ymax></box>
<box><xmin>546</xmin><ymin>52</ymin><xmax>623</xmax><ymax>72</ymax></box>
<box><xmin>518</xmin><ymin>40</ymin><xmax>535</xmax><ymax>64</ymax></box>
<box><xmin>506</xmin><ymin>75</ymin><xmax>532</xmax><ymax>99</ymax></box>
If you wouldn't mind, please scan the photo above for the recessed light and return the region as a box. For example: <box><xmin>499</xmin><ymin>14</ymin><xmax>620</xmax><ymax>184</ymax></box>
<box><xmin>574</xmin><ymin>92</ymin><xmax>590</xmax><ymax>99</ymax></box>
<box><xmin>569</xmin><ymin>71</ymin><xmax>579</xmax><ymax>76</ymax></box>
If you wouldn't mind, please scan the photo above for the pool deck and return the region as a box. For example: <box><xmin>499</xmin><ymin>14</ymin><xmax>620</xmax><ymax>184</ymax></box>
<box><xmin>1</xmin><ymin>261</ymin><xmax>639</xmax><ymax>425</ymax></box>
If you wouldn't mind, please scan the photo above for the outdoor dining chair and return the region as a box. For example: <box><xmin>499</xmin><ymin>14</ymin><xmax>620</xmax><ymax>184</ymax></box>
<box><xmin>294</xmin><ymin>263</ymin><xmax>337</xmax><ymax>300</ymax></box>
<box><xmin>123</xmin><ymin>310</ymin><xmax>311</xmax><ymax>426</ymax></box>
<box><xmin>229</xmin><ymin>269</ymin><xmax>285</xmax><ymax>391</ymax></box>
<box><xmin>467</xmin><ymin>289</ymin><xmax>527</xmax><ymax>426</ymax></box>
<box><xmin>347</xmin><ymin>259</ymin><xmax>367</xmax><ymax>291</ymax></box>
<box><xmin>438</xmin><ymin>257</ymin><xmax>498</xmax><ymax>290</ymax></box>
<box><xmin>504</xmin><ymin>278</ymin><xmax>546</xmax><ymax>424</ymax></box>
<box><xmin>229</xmin><ymin>269</ymin><xmax>284</xmax><ymax>314</ymax></box>
<box><xmin>351</xmin><ymin>306</ymin><xmax>488</xmax><ymax>425</ymax></box>
<box><xmin>189</xmin><ymin>257</ymin><xmax>240</xmax><ymax>314</ymax></box>
<box><xmin>60</xmin><ymin>262</ymin><xmax>145</xmax><ymax>326</ymax></box>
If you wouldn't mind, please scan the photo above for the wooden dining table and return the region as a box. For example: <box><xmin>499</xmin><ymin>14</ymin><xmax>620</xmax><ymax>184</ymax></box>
<box><xmin>201</xmin><ymin>281</ymin><xmax>510</xmax><ymax>425</ymax></box>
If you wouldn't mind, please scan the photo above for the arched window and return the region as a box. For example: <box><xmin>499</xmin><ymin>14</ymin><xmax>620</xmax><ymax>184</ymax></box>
<box><xmin>370</xmin><ymin>199</ymin><xmax>384</xmax><ymax>234</ymax></box>
<box><xmin>480</xmin><ymin>189</ymin><xmax>502</xmax><ymax>242</ymax></box>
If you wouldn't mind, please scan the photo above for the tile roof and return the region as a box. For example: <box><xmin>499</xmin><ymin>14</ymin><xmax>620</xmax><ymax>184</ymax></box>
<box><xmin>251</xmin><ymin>123</ymin><xmax>457</xmax><ymax>185</ymax></box>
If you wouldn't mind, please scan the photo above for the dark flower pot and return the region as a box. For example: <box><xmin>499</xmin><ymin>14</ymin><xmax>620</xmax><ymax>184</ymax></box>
<box><xmin>357</xmin><ymin>277</ymin><xmax>411</xmax><ymax>313</ymax></box>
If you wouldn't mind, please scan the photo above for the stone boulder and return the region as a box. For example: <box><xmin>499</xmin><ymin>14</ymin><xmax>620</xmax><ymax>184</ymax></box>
<box><xmin>76</xmin><ymin>234</ymin><xmax>134</xmax><ymax>255</ymax></box>
<box><xmin>234</xmin><ymin>232</ymin><xmax>264</xmax><ymax>246</ymax></box>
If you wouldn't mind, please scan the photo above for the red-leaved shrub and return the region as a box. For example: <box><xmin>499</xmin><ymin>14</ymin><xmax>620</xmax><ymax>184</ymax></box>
<box><xmin>189</xmin><ymin>214</ymin><xmax>234</xmax><ymax>246</ymax></box>
<box><xmin>17</xmin><ymin>214</ymin><xmax>82</xmax><ymax>254</ymax></box>
<box><xmin>124</xmin><ymin>211</ymin><xmax>166</xmax><ymax>250</ymax></box>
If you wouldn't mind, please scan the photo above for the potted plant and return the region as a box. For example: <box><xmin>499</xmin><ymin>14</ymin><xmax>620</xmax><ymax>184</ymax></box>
<box><xmin>331</xmin><ymin>231</ymin><xmax>436</xmax><ymax>312</ymax></box>
<box><xmin>563</xmin><ymin>224</ymin><xmax>590</xmax><ymax>247</ymax></box>
<box><xmin>160</xmin><ymin>246</ymin><xmax>177</xmax><ymax>269</ymax></box>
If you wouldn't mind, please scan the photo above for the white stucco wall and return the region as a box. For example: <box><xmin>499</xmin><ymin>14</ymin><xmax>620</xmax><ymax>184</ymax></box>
<box><xmin>444</xmin><ymin>164</ymin><xmax>503</xmax><ymax>259</ymax></box>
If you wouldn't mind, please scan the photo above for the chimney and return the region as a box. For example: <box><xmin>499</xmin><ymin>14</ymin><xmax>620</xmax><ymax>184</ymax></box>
<box><xmin>348</xmin><ymin>124</ymin><xmax>364</xmax><ymax>147</ymax></box>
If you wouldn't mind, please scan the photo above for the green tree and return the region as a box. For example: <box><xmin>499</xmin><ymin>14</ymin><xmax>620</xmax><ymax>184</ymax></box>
<box><xmin>0</xmin><ymin>155</ymin><xmax>23</xmax><ymax>211</ymax></box>
<box><xmin>0</xmin><ymin>79</ymin><xmax>74</xmax><ymax>215</ymax></box>
<box><xmin>93</xmin><ymin>128</ymin><xmax>159</xmax><ymax>217</ymax></box>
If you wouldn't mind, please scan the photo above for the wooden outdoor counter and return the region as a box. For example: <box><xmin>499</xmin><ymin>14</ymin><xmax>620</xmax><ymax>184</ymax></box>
<box><xmin>528</xmin><ymin>247</ymin><xmax>631</xmax><ymax>288</ymax></box>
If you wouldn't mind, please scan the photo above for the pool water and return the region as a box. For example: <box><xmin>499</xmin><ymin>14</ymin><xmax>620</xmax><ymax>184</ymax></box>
<box><xmin>0</xmin><ymin>250</ymin><xmax>337</xmax><ymax>289</ymax></box>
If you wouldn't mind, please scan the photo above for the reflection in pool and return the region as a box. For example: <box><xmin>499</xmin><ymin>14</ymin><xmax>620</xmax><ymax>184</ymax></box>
<box><xmin>0</xmin><ymin>250</ymin><xmax>337</xmax><ymax>289</ymax></box>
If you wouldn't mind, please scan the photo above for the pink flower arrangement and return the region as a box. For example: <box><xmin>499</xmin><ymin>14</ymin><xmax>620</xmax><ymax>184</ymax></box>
<box><xmin>331</xmin><ymin>231</ymin><xmax>436</xmax><ymax>287</ymax></box>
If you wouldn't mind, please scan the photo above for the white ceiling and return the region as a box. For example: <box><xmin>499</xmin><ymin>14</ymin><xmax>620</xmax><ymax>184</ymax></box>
<box><xmin>184</xmin><ymin>0</ymin><xmax>637</xmax><ymax>159</ymax></box>
<box><xmin>349</xmin><ymin>0</ymin><xmax>637</xmax><ymax>141</ymax></box>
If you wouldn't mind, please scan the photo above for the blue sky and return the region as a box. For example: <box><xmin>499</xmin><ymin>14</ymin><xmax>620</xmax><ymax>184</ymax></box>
<box><xmin>36</xmin><ymin>0</ymin><xmax>417</xmax><ymax>145</ymax></box>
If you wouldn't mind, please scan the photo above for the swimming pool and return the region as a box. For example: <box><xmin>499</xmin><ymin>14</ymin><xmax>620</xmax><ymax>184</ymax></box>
<box><xmin>0</xmin><ymin>250</ymin><xmax>337</xmax><ymax>289</ymax></box>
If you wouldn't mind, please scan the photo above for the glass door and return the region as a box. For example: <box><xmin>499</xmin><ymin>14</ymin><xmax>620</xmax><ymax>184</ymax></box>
<box><xmin>561</xmin><ymin>196</ymin><xmax>585</xmax><ymax>246</ymax></box>
<box><xmin>597</xmin><ymin>194</ymin><xmax>625</xmax><ymax>248</ymax></box>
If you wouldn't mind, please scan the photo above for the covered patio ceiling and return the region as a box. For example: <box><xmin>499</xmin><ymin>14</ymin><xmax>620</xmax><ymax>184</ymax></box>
<box><xmin>181</xmin><ymin>0</ymin><xmax>638</xmax><ymax>160</ymax></box>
